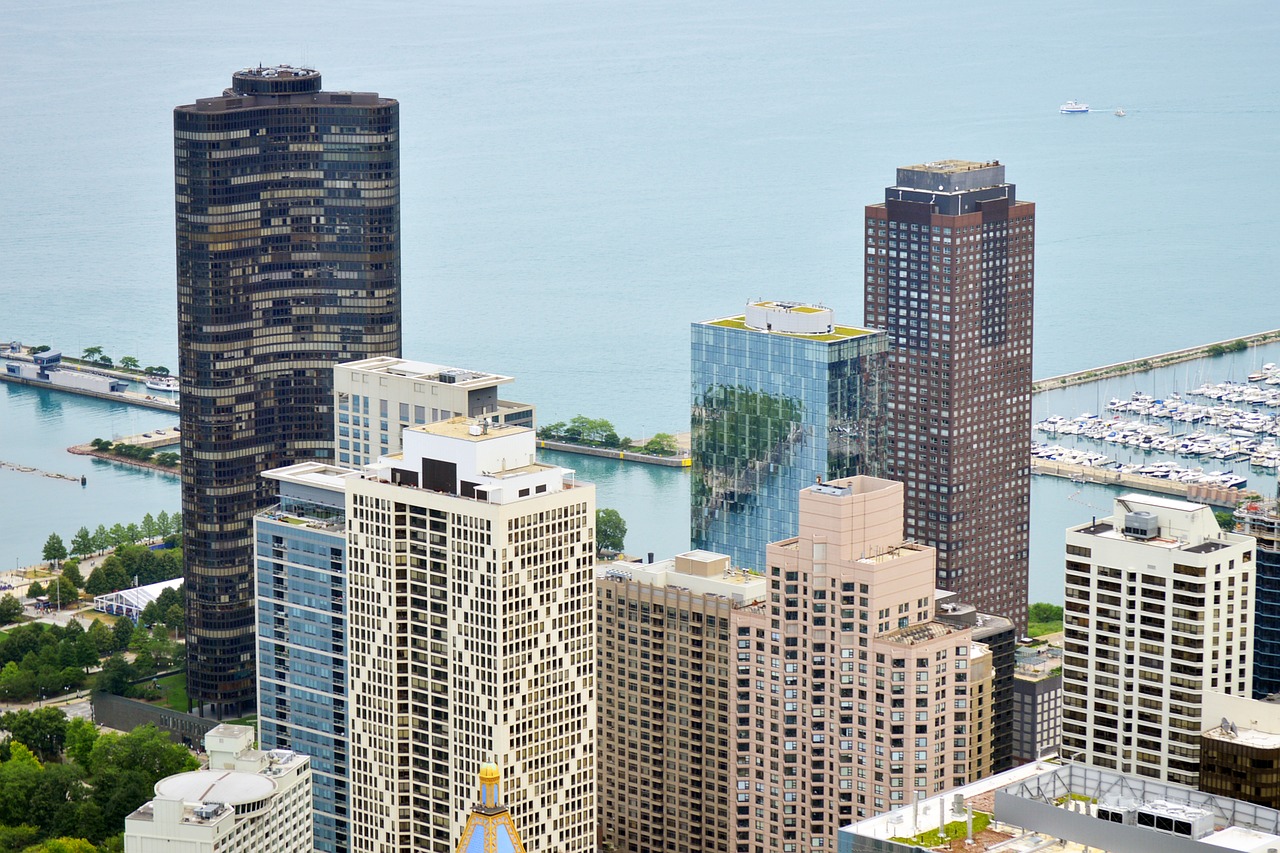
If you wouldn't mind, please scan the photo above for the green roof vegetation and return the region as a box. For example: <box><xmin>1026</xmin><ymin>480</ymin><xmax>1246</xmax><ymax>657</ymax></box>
<box><xmin>891</xmin><ymin>812</ymin><xmax>991</xmax><ymax>847</ymax></box>
<box><xmin>707</xmin><ymin>316</ymin><xmax>874</xmax><ymax>341</ymax></box>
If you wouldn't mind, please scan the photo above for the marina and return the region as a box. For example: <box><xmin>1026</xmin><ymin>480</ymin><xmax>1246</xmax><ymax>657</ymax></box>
<box><xmin>2</xmin><ymin>344</ymin><xmax>178</xmax><ymax>413</ymax></box>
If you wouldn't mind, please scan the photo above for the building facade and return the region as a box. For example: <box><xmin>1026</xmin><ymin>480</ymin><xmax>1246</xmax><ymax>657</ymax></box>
<box><xmin>176</xmin><ymin>65</ymin><xmax>401</xmax><ymax>714</ymax></box>
<box><xmin>691</xmin><ymin>301</ymin><xmax>886</xmax><ymax>571</ymax></box>
<box><xmin>1011</xmin><ymin>640</ymin><xmax>1063</xmax><ymax>764</ymax></box>
<box><xmin>1062</xmin><ymin>494</ymin><xmax>1256</xmax><ymax>785</ymax></box>
<box><xmin>1234</xmin><ymin>498</ymin><xmax>1280</xmax><ymax>697</ymax></box>
<box><xmin>1199</xmin><ymin>692</ymin><xmax>1280</xmax><ymax>809</ymax></box>
<box><xmin>255</xmin><ymin>462</ymin><xmax>357</xmax><ymax>853</ymax></box>
<box><xmin>863</xmin><ymin>160</ymin><xmax>1034</xmax><ymax>632</ymax></box>
<box><xmin>335</xmin><ymin>357</ymin><xmax>533</xmax><ymax>468</ymax></box>
<box><xmin>125</xmin><ymin>724</ymin><xmax>313</xmax><ymax>853</ymax></box>
<box><xmin>597</xmin><ymin>550</ymin><xmax>767</xmax><ymax>853</ymax></box>
<box><xmin>736</xmin><ymin>476</ymin><xmax>990</xmax><ymax>851</ymax></box>
<box><xmin>345</xmin><ymin>419</ymin><xmax>596</xmax><ymax>853</ymax></box>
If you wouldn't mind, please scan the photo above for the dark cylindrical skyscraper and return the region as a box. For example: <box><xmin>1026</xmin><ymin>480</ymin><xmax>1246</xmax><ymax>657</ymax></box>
<box><xmin>175</xmin><ymin>66</ymin><xmax>400</xmax><ymax>715</ymax></box>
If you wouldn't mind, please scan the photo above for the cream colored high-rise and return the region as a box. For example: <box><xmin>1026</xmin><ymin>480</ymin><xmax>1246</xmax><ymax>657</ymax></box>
<box><xmin>347</xmin><ymin>418</ymin><xmax>596</xmax><ymax>853</ymax></box>
<box><xmin>1062</xmin><ymin>493</ymin><xmax>1255</xmax><ymax>786</ymax></box>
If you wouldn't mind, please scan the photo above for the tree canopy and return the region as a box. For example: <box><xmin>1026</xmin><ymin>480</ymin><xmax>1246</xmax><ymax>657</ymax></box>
<box><xmin>596</xmin><ymin>508</ymin><xmax>627</xmax><ymax>554</ymax></box>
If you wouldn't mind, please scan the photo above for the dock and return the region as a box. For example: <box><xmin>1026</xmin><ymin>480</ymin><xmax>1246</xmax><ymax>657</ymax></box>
<box><xmin>1030</xmin><ymin>458</ymin><xmax>1251</xmax><ymax>509</ymax></box>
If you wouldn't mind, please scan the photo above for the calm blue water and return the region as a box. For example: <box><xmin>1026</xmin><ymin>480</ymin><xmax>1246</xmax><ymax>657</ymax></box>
<box><xmin>2</xmin><ymin>0</ymin><xmax>1278</xmax><ymax>603</ymax></box>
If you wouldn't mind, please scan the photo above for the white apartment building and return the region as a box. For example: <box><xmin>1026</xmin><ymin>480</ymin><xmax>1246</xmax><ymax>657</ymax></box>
<box><xmin>347</xmin><ymin>417</ymin><xmax>596</xmax><ymax>853</ymax></box>
<box><xmin>1063</xmin><ymin>494</ymin><xmax>1256</xmax><ymax>786</ymax></box>
<box><xmin>335</xmin><ymin>357</ymin><xmax>533</xmax><ymax>467</ymax></box>
<box><xmin>124</xmin><ymin>724</ymin><xmax>313</xmax><ymax>853</ymax></box>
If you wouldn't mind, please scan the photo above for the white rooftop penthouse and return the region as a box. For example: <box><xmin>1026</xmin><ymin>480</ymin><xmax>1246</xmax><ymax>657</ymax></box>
<box><xmin>366</xmin><ymin>417</ymin><xmax>569</xmax><ymax>504</ymax></box>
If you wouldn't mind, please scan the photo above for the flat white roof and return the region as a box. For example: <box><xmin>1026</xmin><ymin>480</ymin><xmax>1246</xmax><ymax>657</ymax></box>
<box><xmin>154</xmin><ymin>769</ymin><xmax>276</xmax><ymax>805</ymax></box>
<box><xmin>1119</xmin><ymin>492</ymin><xmax>1207</xmax><ymax>513</ymax></box>
<box><xmin>1200</xmin><ymin>825</ymin><xmax>1280</xmax><ymax>851</ymax></box>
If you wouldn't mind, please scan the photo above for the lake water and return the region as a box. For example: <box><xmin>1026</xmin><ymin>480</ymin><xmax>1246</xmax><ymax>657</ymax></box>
<box><xmin>2</xmin><ymin>0</ymin><xmax>1279</xmax><ymax>604</ymax></box>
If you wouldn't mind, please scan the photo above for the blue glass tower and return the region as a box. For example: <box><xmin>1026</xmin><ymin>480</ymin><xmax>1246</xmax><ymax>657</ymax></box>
<box><xmin>255</xmin><ymin>463</ymin><xmax>355</xmax><ymax>853</ymax></box>
<box><xmin>1236</xmin><ymin>500</ymin><xmax>1280</xmax><ymax>698</ymax></box>
<box><xmin>691</xmin><ymin>301</ymin><xmax>887</xmax><ymax>570</ymax></box>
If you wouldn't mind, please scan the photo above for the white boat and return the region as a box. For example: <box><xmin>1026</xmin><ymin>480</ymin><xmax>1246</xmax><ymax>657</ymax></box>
<box><xmin>145</xmin><ymin>376</ymin><xmax>179</xmax><ymax>392</ymax></box>
<box><xmin>1060</xmin><ymin>100</ymin><xmax>1090</xmax><ymax>114</ymax></box>
<box><xmin>1114</xmin><ymin>108</ymin><xmax>1126</xmax><ymax>117</ymax></box>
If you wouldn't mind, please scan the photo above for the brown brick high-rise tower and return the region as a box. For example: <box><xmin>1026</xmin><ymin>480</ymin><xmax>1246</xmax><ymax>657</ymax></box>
<box><xmin>863</xmin><ymin>160</ymin><xmax>1034</xmax><ymax>634</ymax></box>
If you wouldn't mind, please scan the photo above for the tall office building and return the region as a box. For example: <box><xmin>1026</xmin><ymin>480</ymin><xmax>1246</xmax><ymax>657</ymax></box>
<box><xmin>176</xmin><ymin>65</ymin><xmax>400</xmax><ymax>714</ymax></box>
<box><xmin>1062</xmin><ymin>494</ymin><xmax>1255</xmax><ymax>785</ymax></box>
<box><xmin>345</xmin><ymin>418</ymin><xmax>595</xmax><ymax>853</ymax></box>
<box><xmin>864</xmin><ymin>160</ymin><xmax>1034</xmax><ymax>632</ymax></box>
<box><xmin>691</xmin><ymin>300</ymin><xmax>887</xmax><ymax>571</ymax></box>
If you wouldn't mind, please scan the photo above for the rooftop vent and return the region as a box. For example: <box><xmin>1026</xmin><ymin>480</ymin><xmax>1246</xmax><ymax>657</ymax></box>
<box><xmin>1123</xmin><ymin>511</ymin><xmax>1159</xmax><ymax>540</ymax></box>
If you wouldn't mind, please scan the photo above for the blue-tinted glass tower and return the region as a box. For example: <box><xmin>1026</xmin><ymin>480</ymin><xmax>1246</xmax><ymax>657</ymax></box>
<box><xmin>255</xmin><ymin>463</ymin><xmax>354</xmax><ymax>853</ymax></box>
<box><xmin>1236</xmin><ymin>500</ymin><xmax>1280</xmax><ymax>698</ymax></box>
<box><xmin>691</xmin><ymin>301</ymin><xmax>887</xmax><ymax>570</ymax></box>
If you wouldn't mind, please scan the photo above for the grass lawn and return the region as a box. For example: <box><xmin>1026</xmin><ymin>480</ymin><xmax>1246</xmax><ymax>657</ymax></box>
<box><xmin>141</xmin><ymin>672</ymin><xmax>190</xmax><ymax>713</ymax></box>
<box><xmin>1028</xmin><ymin>620</ymin><xmax>1062</xmax><ymax>638</ymax></box>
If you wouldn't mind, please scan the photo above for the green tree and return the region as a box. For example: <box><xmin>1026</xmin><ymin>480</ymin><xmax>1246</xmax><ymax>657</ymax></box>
<box><xmin>143</xmin><ymin>366</ymin><xmax>169</xmax><ymax>376</ymax></box>
<box><xmin>1215</xmin><ymin>510</ymin><xmax>1237</xmax><ymax>531</ymax></box>
<box><xmin>123</xmin><ymin>524</ymin><xmax>141</xmax><ymax>545</ymax></box>
<box><xmin>93</xmin><ymin>656</ymin><xmax>134</xmax><ymax>697</ymax></box>
<box><xmin>90</xmin><ymin>526</ymin><xmax>110</xmax><ymax>554</ymax></box>
<box><xmin>22</xmin><ymin>838</ymin><xmax>98</xmax><ymax>853</ymax></box>
<box><xmin>163</xmin><ymin>604</ymin><xmax>184</xmax><ymax>638</ymax></box>
<box><xmin>82</xmin><ymin>567</ymin><xmax>110</xmax><ymax>597</ymax></box>
<box><xmin>28</xmin><ymin>582</ymin><xmax>44</xmax><ymax>599</ymax></box>
<box><xmin>60</xmin><ymin>560</ymin><xmax>83</xmax><ymax>590</ymax></box>
<box><xmin>140</xmin><ymin>514</ymin><xmax>157</xmax><ymax>540</ymax></box>
<box><xmin>28</xmin><ymin>345</ymin><xmax>50</xmax><ymax>355</ymax></box>
<box><xmin>596</xmin><ymin>508</ymin><xmax>627</xmax><ymax>554</ymax></box>
<box><xmin>641</xmin><ymin>433</ymin><xmax>677</xmax><ymax>456</ymax></box>
<box><xmin>42</xmin><ymin>535</ymin><xmax>67</xmax><ymax>568</ymax></box>
<box><xmin>0</xmin><ymin>594</ymin><xmax>23</xmax><ymax>626</ymax></box>
<box><xmin>1</xmin><ymin>708</ymin><xmax>68</xmax><ymax>762</ymax></box>
<box><xmin>0</xmin><ymin>662</ymin><xmax>35</xmax><ymax>702</ymax></box>
<box><xmin>0</xmin><ymin>825</ymin><xmax>41</xmax><ymax>852</ymax></box>
<box><xmin>48</xmin><ymin>578</ymin><xmax>77</xmax><ymax>609</ymax></box>
<box><xmin>154</xmin><ymin>511</ymin><xmax>170</xmax><ymax>538</ymax></box>
<box><xmin>107</xmin><ymin>525</ymin><xmax>127</xmax><ymax>549</ymax></box>
<box><xmin>95</xmin><ymin>356</ymin><xmax>112</xmax><ymax>368</ymax></box>
<box><xmin>80</xmin><ymin>347</ymin><xmax>102</xmax><ymax>363</ymax></box>
<box><xmin>64</xmin><ymin>719</ymin><xmax>99</xmax><ymax>768</ymax></box>
<box><xmin>1028</xmin><ymin>602</ymin><xmax>1064</xmax><ymax>624</ymax></box>
<box><xmin>69</xmin><ymin>525</ymin><xmax>93</xmax><ymax>558</ymax></box>
<box><xmin>117</xmin><ymin>356</ymin><xmax>140</xmax><ymax>372</ymax></box>
<box><xmin>84</xmin><ymin>622</ymin><xmax>114</xmax><ymax>658</ymax></box>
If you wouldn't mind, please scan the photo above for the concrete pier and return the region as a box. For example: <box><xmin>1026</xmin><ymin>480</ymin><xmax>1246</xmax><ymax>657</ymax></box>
<box><xmin>1030</xmin><ymin>458</ymin><xmax>1253</xmax><ymax>508</ymax></box>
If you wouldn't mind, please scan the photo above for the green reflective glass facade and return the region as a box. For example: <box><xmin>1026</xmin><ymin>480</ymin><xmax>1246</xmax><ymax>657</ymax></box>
<box><xmin>691</xmin><ymin>316</ymin><xmax>887</xmax><ymax>570</ymax></box>
<box><xmin>176</xmin><ymin>66</ymin><xmax>400</xmax><ymax>715</ymax></box>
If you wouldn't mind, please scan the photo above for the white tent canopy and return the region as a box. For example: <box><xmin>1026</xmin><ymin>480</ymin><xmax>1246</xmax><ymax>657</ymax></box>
<box><xmin>93</xmin><ymin>577</ymin><xmax>183</xmax><ymax>621</ymax></box>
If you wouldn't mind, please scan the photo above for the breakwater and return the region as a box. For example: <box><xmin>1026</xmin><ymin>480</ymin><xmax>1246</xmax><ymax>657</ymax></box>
<box><xmin>1031</xmin><ymin>328</ymin><xmax>1280</xmax><ymax>393</ymax></box>
<box><xmin>538</xmin><ymin>439</ymin><xmax>691</xmax><ymax>468</ymax></box>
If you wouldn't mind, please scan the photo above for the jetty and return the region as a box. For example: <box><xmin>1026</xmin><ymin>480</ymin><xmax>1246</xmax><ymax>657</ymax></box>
<box><xmin>1031</xmin><ymin>328</ymin><xmax>1280</xmax><ymax>393</ymax></box>
<box><xmin>1031</xmin><ymin>457</ymin><xmax>1252</xmax><ymax>509</ymax></box>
